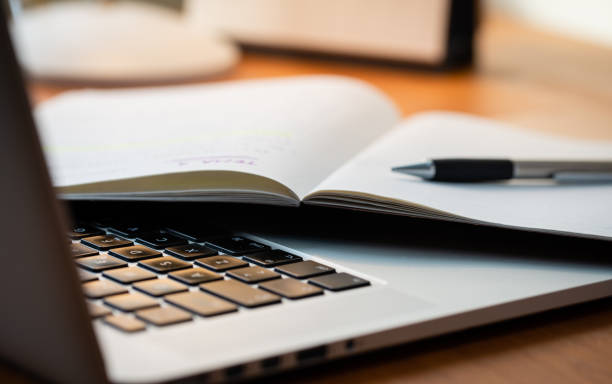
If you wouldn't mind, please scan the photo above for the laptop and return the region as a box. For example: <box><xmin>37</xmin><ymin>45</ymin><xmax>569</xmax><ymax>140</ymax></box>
<box><xmin>1</xmin><ymin>8</ymin><xmax>611</xmax><ymax>383</ymax></box>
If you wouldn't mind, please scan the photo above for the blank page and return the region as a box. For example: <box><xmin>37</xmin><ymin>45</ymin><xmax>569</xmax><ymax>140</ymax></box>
<box><xmin>36</xmin><ymin>75</ymin><xmax>399</xmax><ymax>199</ymax></box>
<box><xmin>309</xmin><ymin>112</ymin><xmax>612</xmax><ymax>239</ymax></box>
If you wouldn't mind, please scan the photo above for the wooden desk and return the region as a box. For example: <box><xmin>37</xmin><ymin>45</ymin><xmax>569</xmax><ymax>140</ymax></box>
<box><xmin>10</xmin><ymin>15</ymin><xmax>612</xmax><ymax>384</ymax></box>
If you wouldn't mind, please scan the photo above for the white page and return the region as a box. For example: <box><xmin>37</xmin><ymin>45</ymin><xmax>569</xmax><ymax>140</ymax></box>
<box><xmin>35</xmin><ymin>75</ymin><xmax>399</xmax><ymax>199</ymax></box>
<box><xmin>309</xmin><ymin>112</ymin><xmax>612</xmax><ymax>239</ymax></box>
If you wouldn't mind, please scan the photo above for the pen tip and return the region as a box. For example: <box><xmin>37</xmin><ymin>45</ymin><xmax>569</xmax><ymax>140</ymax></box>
<box><xmin>392</xmin><ymin>162</ymin><xmax>434</xmax><ymax>178</ymax></box>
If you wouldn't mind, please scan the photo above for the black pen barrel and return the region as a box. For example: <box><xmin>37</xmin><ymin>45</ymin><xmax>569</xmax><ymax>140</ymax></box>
<box><xmin>432</xmin><ymin>159</ymin><xmax>514</xmax><ymax>182</ymax></box>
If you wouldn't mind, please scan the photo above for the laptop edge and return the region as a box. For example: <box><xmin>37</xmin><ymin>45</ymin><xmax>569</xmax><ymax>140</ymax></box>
<box><xmin>0</xmin><ymin>7</ymin><xmax>107</xmax><ymax>383</ymax></box>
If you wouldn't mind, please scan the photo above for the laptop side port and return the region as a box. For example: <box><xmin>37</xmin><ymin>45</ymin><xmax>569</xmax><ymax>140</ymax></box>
<box><xmin>297</xmin><ymin>345</ymin><xmax>328</xmax><ymax>364</ymax></box>
<box><xmin>261</xmin><ymin>356</ymin><xmax>281</xmax><ymax>370</ymax></box>
<box><xmin>345</xmin><ymin>339</ymin><xmax>356</xmax><ymax>351</ymax></box>
<box><xmin>225</xmin><ymin>364</ymin><xmax>245</xmax><ymax>379</ymax></box>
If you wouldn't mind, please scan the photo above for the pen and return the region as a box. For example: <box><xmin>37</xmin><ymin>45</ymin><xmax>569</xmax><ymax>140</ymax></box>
<box><xmin>392</xmin><ymin>159</ymin><xmax>612</xmax><ymax>182</ymax></box>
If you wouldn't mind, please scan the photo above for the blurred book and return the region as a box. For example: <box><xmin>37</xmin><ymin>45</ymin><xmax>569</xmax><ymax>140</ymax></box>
<box><xmin>186</xmin><ymin>0</ymin><xmax>477</xmax><ymax>69</ymax></box>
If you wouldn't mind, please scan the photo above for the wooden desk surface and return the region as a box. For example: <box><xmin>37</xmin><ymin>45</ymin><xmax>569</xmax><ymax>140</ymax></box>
<box><xmin>10</xmin><ymin>15</ymin><xmax>612</xmax><ymax>384</ymax></box>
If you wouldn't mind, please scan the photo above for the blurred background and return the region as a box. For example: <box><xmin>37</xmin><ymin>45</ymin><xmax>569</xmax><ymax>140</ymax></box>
<box><xmin>488</xmin><ymin>0</ymin><xmax>612</xmax><ymax>47</ymax></box>
<box><xmin>5</xmin><ymin>0</ymin><xmax>612</xmax><ymax>138</ymax></box>
<box><xmin>7</xmin><ymin>0</ymin><xmax>612</xmax><ymax>84</ymax></box>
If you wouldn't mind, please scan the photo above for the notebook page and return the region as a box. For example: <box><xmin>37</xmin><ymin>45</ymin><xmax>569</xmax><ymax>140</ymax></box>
<box><xmin>308</xmin><ymin>112</ymin><xmax>612</xmax><ymax>239</ymax></box>
<box><xmin>35</xmin><ymin>76</ymin><xmax>399</xmax><ymax>199</ymax></box>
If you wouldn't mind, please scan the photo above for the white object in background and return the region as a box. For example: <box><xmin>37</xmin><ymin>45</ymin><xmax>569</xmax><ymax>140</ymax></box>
<box><xmin>487</xmin><ymin>0</ymin><xmax>612</xmax><ymax>48</ymax></box>
<box><xmin>10</xmin><ymin>1</ymin><xmax>240</xmax><ymax>84</ymax></box>
<box><xmin>186</xmin><ymin>0</ymin><xmax>451</xmax><ymax>64</ymax></box>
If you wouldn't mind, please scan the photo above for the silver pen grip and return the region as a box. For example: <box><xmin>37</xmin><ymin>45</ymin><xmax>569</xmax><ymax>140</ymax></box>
<box><xmin>513</xmin><ymin>161</ymin><xmax>612</xmax><ymax>178</ymax></box>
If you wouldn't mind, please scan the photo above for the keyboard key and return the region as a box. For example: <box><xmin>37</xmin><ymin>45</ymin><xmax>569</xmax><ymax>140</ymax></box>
<box><xmin>103</xmin><ymin>267</ymin><xmax>156</xmax><ymax>284</ymax></box>
<box><xmin>87</xmin><ymin>302</ymin><xmax>111</xmax><ymax>318</ymax></box>
<box><xmin>77</xmin><ymin>269</ymin><xmax>98</xmax><ymax>282</ymax></box>
<box><xmin>165</xmin><ymin>244</ymin><xmax>217</xmax><ymax>260</ymax></box>
<box><xmin>133</xmin><ymin>279</ymin><xmax>188</xmax><ymax>297</ymax></box>
<box><xmin>169</xmin><ymin>268</ymin><xmax>222</xmax><ymax>285</ymax></box>
<box><xmin>108</xmin><ymin>224</ymin><xmax>154</xmax><ymax>238</ymax></box>
<box><xmin>309</xmin><ymin>273</ymin><xmax>370</xmax><ymax>291</ymax></box>
<box><xmin>69</xmin><ymin>243</ymin><xmax>98</xmax><ymax>258</ymax></box>
<box><xmin>165</xmin><ymin>224</ymin><xmax>228</xmax><ymax>242</ymax></box>
<box><xmin>139</xmin><ymin>256</ymin><xmax>191</xmax><ymax>273</ymax></box>
<box><xmin>275</xmin><ymin>260</ymin><xmax>335</xmax><ymax>279</ymax></box>
<box><xmin>243</xmin><ymin>249</ymin><xmax>302</xmax><ymax>267</ymax></box>
<box><xmin>165</xmin><ymin>291</ymin><xmax>237</xmax><ymax>317</ymax></box>
<box><xmin>205</xmin><ymin>236</ymin><xmax>269</xmax><ymax>255</ymax></box>
<box><xmin>200</xmin><ymin>279</ymin><xmax>281</xmax><ymax>308</ymax></box>
<box><xmin>104</xmin><ymin>314</ymin><xmax>146</xmax><ymax>333</ymax></box>
<box><xmin>75</xmin><ymin>254</ymin><xmax>127</xmax><ymax>272</ymax></box>
<box><xmin>109</xmin><ymin>245</ymin><xmax>161</xmax><ymax>261</ymax></box>
<box><xmin>136</xmin><ymin>231</ymin><xmax>187</xmax><ymax>249</ymax></box>
<box><xmin>226</xmin><ymin>266</ymin><xmax>281</xmax><ymax>284</ymax></box>
<box><xmin>136</xmin><ymin>306</ymin><xmax>192</xmax><ymax>326</ymax></box>
<box><xmin>82</xmin><ymin>280</ymin><xmax>128</xmax><ymax>299</ymax></box>
<box><xmin>259</xmin><ymin>278</ymin><xmax>324</xmax><ymax>299</ymax></box>
<box><xmin>195</xmin><ymin>255</ymin><xmax>248</xmax><ymax>272</ymax></box>
<box><xmin>81</xmin><ymin>235</ymin><xmax>133</xmax><ymax>251</ymax></box>
<box><xmin>104</xmin><ymin>293</ymin><xmax>159</xmax><ymax>312</ymax></box>
<box><xmin>67</xmin><ymin>224</ymin><xmax>103</xmax><ymax>240</ymax></box>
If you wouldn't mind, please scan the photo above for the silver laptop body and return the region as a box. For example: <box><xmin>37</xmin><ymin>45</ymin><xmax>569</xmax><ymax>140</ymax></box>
<box><xmin>1</xmin><ymin>9</ymin><xmax>611</xmax><ymax>383</ymax></box>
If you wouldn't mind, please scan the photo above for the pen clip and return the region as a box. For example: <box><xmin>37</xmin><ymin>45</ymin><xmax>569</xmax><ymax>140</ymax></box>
<box><xmin>553</xmin><ymin>172</ymin><xmax>612</xmax><ymax>183</ymax></box>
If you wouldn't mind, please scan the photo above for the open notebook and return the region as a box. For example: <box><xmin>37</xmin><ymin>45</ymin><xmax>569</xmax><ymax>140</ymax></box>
<box><xmin>36</xmin><ymin>76</ymin><xmax>612</xmax><ymax>240</ymax></box>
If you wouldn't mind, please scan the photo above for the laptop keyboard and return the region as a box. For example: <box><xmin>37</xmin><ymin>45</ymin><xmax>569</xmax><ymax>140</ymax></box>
<box><xmin>69</xmin><ymin>223</ymin><xmax>371</xmax><ymax>333</ymax></box>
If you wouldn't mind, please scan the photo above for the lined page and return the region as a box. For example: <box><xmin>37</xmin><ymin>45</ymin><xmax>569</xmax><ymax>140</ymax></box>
<box><xmin>308</xmin><ymin>112</ymin><xmax>612</xmax><ymax>239</ymax></box>
<box><xmin>36</xmin><ymin>75</ymin><xmax>399</xmax><ymax>199</ymax></box>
